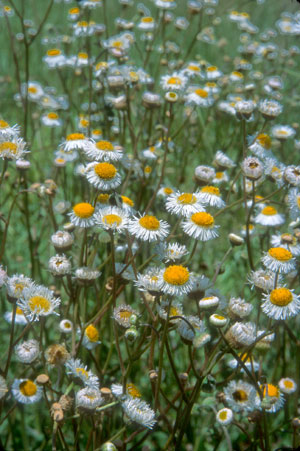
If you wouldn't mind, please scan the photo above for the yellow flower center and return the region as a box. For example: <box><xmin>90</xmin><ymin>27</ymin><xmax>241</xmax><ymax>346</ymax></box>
<box><xmin>170</xmin><ymin>306</ymin><xmax>180</xmax><ymax>316</ymax></box>
<box><xmin>178</xmin><ymin>193</ymin><xmax>196</xmax><ymax>205</ymax></box>
<box><xmin>139</xmin><ymin>215</ymin><xmax>160</xmax><ymax>230</ymax></box>
<box><xmin>73</xmin><ymin>203</ymin><xmax>94</xmax><ymax>218</ymax></box>
<box><xmin>233</xmin><ymin>389</ymin><xmax>248</xmax><ymax>402</ymax></box>
<box><xmin>92</xmin><ymin>129</ymin><xmax>102</xmax><ymax>136</ymax></box>
<box><xmin>144</xmin><ymin>166</ymin><xmax>152</xmax><ymax>173</ymax></box>
<box><xmin>96</xmin><ymin>140</ymin><xmax>114</xmax><ymax>151</ymax></box>
<box><xmin>215</xmin><ymin>172</ymin><xmax>224</xmax><ymax>179</ymax></box>
<box><xmin>206</xmin><ymin>82</ymin><xmax>216</xmax><ymax>88</ymax></box>
<box><xmin>76</xmin><ymin>367</ymin><xmax>88</xmax><ymax>378</ymax></box>
<box><xmin>28</xmin><ymin>296</ymin><xmax>51</xmax><ymax>313</ymax></box>
<box><xmin>207</xmin><ymin>66</ymin><xmax>217</xmax><ymax>72</ymax></box>
<box><xmin>66</xmin><ymin>133</ymin><xmax>85</xmax><ymax>141</ymax></box>
<box><xmin>0</xmin><ymin>142</ymin><xmax>17</xmax><ymax>154</ymax></box>
<box><xmin>69</xmin><ymin>7</ymin><xmax>80</xmax><ymax>14</ymax></box>
<box><xmin>268</xmin><ymin>247</ymin><xmax>292</xmax><ymax>261</ymax></box>
<box><xmin>80</xmin><ymin>119</ymin><xmax>89</xmax><ymax>127</ymax></box>
<box><xmin>167</xmin><ymin>77</ymin><xmax>182</xmax><ymax>85</ymax></box>
<box><xmin>103</xmin><ymin>214</ymin><xmax>122</xmax><ymax>227</ymax></box>
<box><xmin>219</xmin><ymin>411</ymin><xmax>228</xmax><ymax>420</ymax></box>
<box><xmin>119</xmin><ymin>310</ymin><xmax>132</xmax><ymax>321</ymax></box>
<box><xmin>64</xmin><ymin>322</ymin><xmax>71</xmax><ymax>329</ymax></box>
<box><xmin>142</xmin><ymin>17</ymin><xmax>154</xmax><ymax>23</ymax></box>
<box><xmin>121</xmin><ymin>195</ymin><xmax>134</xmax><ymax>207</ymax></box>
<box><xmin>232</xmin><ymin>71</ymin><xmax>243</xmax><ymax>78</ymax></box>
<box><xmin>16</xmin><ymin>307</ymin><xmax>24</xmax><ymax>315</ymax></box>
<box><xmin>201</xmin><ymin>186</ymin><xmax>220</xmax><ymax>196</ymax></box>
<box><xmin>47</xmin><ymin>112</ymin><xmax>58</xmax><ymax>119</ymax></box>
<box><xmin>77</xmin><ymin>21</ymin><xmax>88</xmax><ymax>27</ymax></box>
<box><xmin>194</xmin><ymin>89</ymin><xmax>208</xmax><ymax>98</ymax></box>
<box><xmin>256</xmin><ymin>133</ymin><xmax>271</xmax><ymax>149</ymax></box>
<box><xmin>297</xmin><ymin>196</ymin><xmax>300</xmax><ymax>209</ymax></box>
<box><xmin>19</xmin><ymin>380</ymin><xmax>37</xmax><ymax>397</ymax></box>
<box><xmin>85</xmin><ymin>325</ymin><xmax>99</xmax><ymax>342</ymax></box>
<box><xmin>263</xmin><ymin>384</ymin><xmax>278</xmax><ymax>398</ymax></box>
<box><xmin>214</xmin><ymin>314</ymin><xmax>225</xmax><ymax>320</ymax></box>
<box><xmin>163</xmin><ymin>265</ymin><xmax>189</xmax><ymax>286</ymax></box>
<box><xmin>191</xmin><ymin>212</ymin><xmax>214</xmax><ymax>227</ymax></box>
<box><xmin>283</xmin><ymin>380</ymin><xmax>294</xmax><ymax>389</ymax></box>
<box><xmin>97</xmin><ymin>193</ymin><xmax>110</xmax><ymax>204</ymax></box>
<box><xmin>261</xmin><ymin>206</ymin><xmax>277</xmax><ymax>216</ymax></box>
<box><xmin>0</xmin><ymin>120</ymin><xmax>9</xmax><ymax>128</ymax></box>
<box><xmin>94</xmin><ymin>162</ymin><xmax>117</xmax><ymax>179</ymax></box>
<box><xmin>47</xmin><ymin>49</ymin><xmax>61</xmax><ymax>56</ymax></box>
<box><xmin>164</xmin><ymin>188</ymin><xmax>173</xmax><ymax>195</ymax></box>
<box><xmin>278</xmin><ymin>130</ymin><xmax>288</xmax><ymax>136</ymax></box>
<box><xmin>127</xmin><ymin>383</ymin><xmax>141</xmax><ymax>398</ymax></box>
<box><xmin>78</xmin><ymin>52</ymin><xmax>88</xmax><ymax>59</ymax></box>
<box><xmin>270</xmin><ymin>288</ymin><xmax>293</xmax><ymax>306</ymax></box>
<box><xmin>112</xmin><ymin>40</ymin><xmax>123</xmax><ymax>48</ymax></box>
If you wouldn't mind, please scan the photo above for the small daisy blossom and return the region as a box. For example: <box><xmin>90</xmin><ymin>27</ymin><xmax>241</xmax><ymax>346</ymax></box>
<box><xmin>271</xmin><ymin>124</ymin><xmax>296</xmax><ymax>141</ymax></box>
<box><xmin>135</xmin><ymin>267</ymin><xmax>162</xmax><ymax>294</ymax></box>
<box><xmin>122</xmin><ymin>397</ymin><xmax>156</xmax><ymax>429</ymax></box>
<box><xmin>85</xmin><ymin>162</ymin><xmax>122</xmax><ymax>191</ymax></box>
<box><xmin>261</xmin><ymin>247</ymin><xmax>295</xmax><ymax>274</ymax></box>
<box><xmin>262</xmin><ymin>287</ymin><xmax>300</xmax><ymax>320</ymax></box>
<box><xmin>278</xmin><ymin>378</ymin><xmax>297</xmax><ymax>394</ymax></box>
<box><xmin>4</xmin><ymin>306</ymin><xmax>27</xmax><ymax>325</ymax></box>
<box><xmin>165</xmin><ymin>191</ymin><xmax>205</xmax><ymax>217</ymax></box>
<box><xmin>60</xmin><ymin>133</ymin><xmax>91</xmax><ymax>152</ymax></box>
<box><xmin>224</xmin><ymin>380</ymin><xmax>259</xmax><ymax>412</ymax></box>
<box><xmin>82</xmin><ymin>324</ymin><xmax>101</xmax><ymax>350</ymax></box>
<box><xmin>111</xmin><ymin>382</ymin><xmax>142</xmax><ymax>400</ymax></box>
<box><xmin>198</xmin><ymin>186</ymin><xmax>225</xmax><ymax>208</ymax></box>
<box><xmin>284</xmin><ymin>166</ymin><xmax>300</xmax><ymax>187</ymax></box>
<box><xmin>185</xmin><ymin>87</ymin><xmax>214</xmax><ymax>107</ymax></box>
<box><xmin>95</xmin><ymin>206</ymin><xmax>128</xmax><ymax>232</ymax></box>
<box><xmin>84</xmin><ymin>140</ymin><xmax>123</xmax><ymax>162</ymax></box>
<box><xmin>259</xmin><ymin>383</ymin><xmax>285</xmax><ymax>413</ymax></box>
<box><xmin>156</xmin><ymin>242</ymin><xmax>188</xmax><ymax>262</ymax></box>
<box><xmin>59</xmin><ymin>319</ymin><xmax>73</xmax><ymax>333</ymax></box>
<box><xmin>5</xmin><ymin>274</ymin><xmax>33</xmax><ymax>300</ymax></box>
<box><xmin>128</xmin><ymin>214</ymin><xmax>169</xmax><ymax>242</ymax></box>
<box><xmin>113</xmin><ymin>304</ymin><xmax>139</xmax><ymax>328</ymax></box>
<box><xmin>182</xmin><ymin>212</ymin><xmax>219</xmax><ymax>241</ymax></box>
<box><xmin>65</xmin><ymin>358</ymin><xmax>99</xmax><ymax>388</ymax></box>
<box><xmin>254</xmin><ymin>206</ymin><xmax>285</xmax><ymax>227</ymax></box>
<box><xmin>160</xmin><ymin>72</ymin><xmax>188</xmax><ymax>91</ymax></box>
<box><xmin>12</xmin><ymin>379</ymin><xmax>43</xmax><ymax>404</ymax></box>
<box><xmin>271</xmin><ymin>233</ymin><xmax>300</xmax><ymax>257</ymax></box>
<box><xmin>159</xmin><ymin>265</ymin><xmax>194</xmax><ymax>296</ymax></box>
<box><xmin>76</xmin><ymin>387</ymin><xmax>103</xmax><ymax>411</ymax></box>
<box><xmin>216</xmin><ymin>408</ymin><xmax>233</xmax><ymax>426</ymax></box>
<box><xmin>18</xmin><ymin>285</ymin><xmax>60</xmax><ymax>322</ymax></box>
<box><xmin>69</xmin><ymin>202</ymin><xmax>96</xmax><ymax>228</ymax></box>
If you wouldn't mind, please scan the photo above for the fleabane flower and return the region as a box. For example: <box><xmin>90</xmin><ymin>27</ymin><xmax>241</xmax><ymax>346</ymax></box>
<box><xmin>165</xmin><ymin>191</ymin><xmax>205</xmax><ymax>217</ymax></box>
<box><xmin>159</xmin><ymin>265</ymin><xmax>194</xmax><ymax>296</ymax></box>
<box><xmin>76</xmin><ymin>387</ymin><xmax>103</xmax><ymax>411</ymax></box>
<box><xmin>84</xmin><ymin>140</ymin><xmax>123</xmax><ymax>162</ymax></box>
<box><xmin>278</xmin><ymin>378</ymin><xmax>297</xmax><ymax>395</ymax></box>
<box><xmin>65</xmin><ymin>358</ymin><xmax>99</xmax><ymax>388</ymax></box>
<box><xmin>185</xmin><ymin>87</ymin><xmax>214</xmax><ymax>107</ymax></box>
<box><xmin>262</xmin><ymin>287</ymin><xmax>300</xmax><ymax>320</ymax></box>
<box><xmin>160</xmin><ymin>72</ymin><xmax>187</xmax><ymax>91</ymax></box>
<box><xmin>18</xmin><ymin>285</ymin><xmax>60</xmax><ymax>322</ymax></box>
<box><xmin>95</xmin><ymin>206</ymin><xmax>128</xmax><ymax>232</ymax></box>
<box><xmin>261</xmin><ymin>247</ymin><xmax>295</xmax><ymax>274</ymax></box>
<box><xmin>259</xmin><ymin>383</ymin><xmax>285</xmax><ymax>413</ymax></box>
<box><xmin>198</xmin><ymin>186</ymin><xmax>225</xmax><ymax>208</ymax></box>
<box><xmin>122</xmin><ymin>398</ymin><xmax>156</xmax><ymax>429</ymax></box>
<box><xmin>156</xmin><ymin>242</ymin><xmax>188</xmax><ymax>262</ymax></box>
<box><xmin>182</xmin><ymin>212</ymin><xmax>219</xmax><ymax>241</ymax></box>
<box><xmin>85</xmin><ymin>162</ymin><xmax>122</xmax><ymax>191</ymax></box>
<box><xmin>69</xmin><ymin>202</ymin><xmax>95</xmax><ymax>228</ymax></box>
<box><xmin>82</xmin><ymin>324</ymin><xmax>101</xmax><ymax>350</ymax></box>
<box><xmin>216</xmin><ymin>408</ymin><xmax>233</xmax><ymax>426</ymax></box>
<box><xmin>128</xmin><ymin>214</ymin><xmax>169</xmax><ymax>242</ymax></box>
<box><xmin>12</xmin><ymin>379</ymin><xmax>43</xmax><ymax>404</ymax></box>
<box><xmin>254</xmin><ymin>206</ymin><xmax>285</xmax><ymax>227</ymax></box>
<box><xmin>224</xmin><ymin>380</ymin><xmax>259</xmax><ymax>413</ymax></box>
<box><xmin>0</xmin><ymin>138</ymin><xmax>27</xmax><ymax>160</ymax></box>
<box><xmin>271</xmin><ymin>124</ymin><xmax>296</xmax><ymax>141</ymax></box>
<box><xmin>60</xmin><ymin>133</ymin><xmax>90</xmax><ymax>152</ymax></box>
<box><xmin>15</xmin><ymin>339</ymin><xmax>39</xmax><ymax>364</ymax></box>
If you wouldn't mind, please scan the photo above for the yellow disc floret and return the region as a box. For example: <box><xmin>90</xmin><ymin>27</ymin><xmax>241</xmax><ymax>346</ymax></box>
<box><xmin>195</xmin><ymin>89</ymin><xmax>208</xmax><ymax>98</ymax></box>
<box><xmin>19</xmin><ymin>380</ymin><xmax>37</xmax><ymax>397</ymax></box>
<box><xmin>261</xmin><ymin>206</ymin><xmax>277</xmax><ymax>216</ymax></box>
<box><xmin>178</xmin><ymin>193</ymin><xmax>196</xmax><ymax>204</ymax></box>
<box><xmin>139</xmin><ymin>215</ymin><xmax>160</xmax><ymax>230</ymax></box>
<box><xmin>268</xmin><ymin>247</ymin><xmax>292</xmax><ymax>261</ymax></box>
<box><xmin>191</xmin><ymin>212</ymin><xmax>214</xmax><ymax>227</ymax></box>
<box><xmin>121</xmin><ymin>195</ymin><xmax>134</xmax><ymax>207</ymax></box>
<box><xmin>233</xmin><ymin>389</ymin><xmax>248</xmax><ymax>402</ymax></box>
<box><xmin>219</xmin><ymin>410</ymin><xmax>228</xmax><ymax>420</ymax></box>
<box><xmin>126</xmin><ymin>383</ymin><xmax>141</xmax><ymax>398</ymax></box>
<box><xmin>97</xmin><ymin>193</ymin><xmax>110</xmax><ymax>204</ymax></box>
<box><xmin>102</xmin><ymin>214</ymin><xmax>122</xmax><ymax>227</ymax></box>
<box><xmin>263</xmin><ymin>384</ymin><xmax>279</xmax><ymax>398</ymax></box>
<box><xmin>94</xmin><ymin>162</ymin><xmax>117</xmax><ymax>179</ymax></box>
<box><xmin>66</xmin><ymin>133</ymin><xmax>85</xmax><ymax>141</ymax></box>
<box><xmin>163</xmin><ymin>265</ymin><xmax>189</xmax><ymax>286</ymax></box>
<box><xmin>47</xmin><ymin>49</ymin><xmax>61</xmax><ymax>56</ymax></box>
<box><xmin>96</xmin><ymin>140</ymin><xmax>114</xmax><ymax>151</ymax></box>
<box><xmin>0</xmin><ymin>120</ymin><xmax>9</xmax><ymax>128</ymax></box>
<box><xmin>28</xmin><ymin>296</ymin><xmax>51</xmax><ymax>313</ymax></box>
<box><xmin>201</xmin><ymin>186</ymin><xmax>220</xmax><ymax>196</ymax></box>
<box><xmin>256</xmin><ymin>133</ymin><xmax>271</xmax><ymax>149</ymax></box>
<box><xmin>73</xmin><ymin>203</ymin><xmax>94</xmax><ymax>218</ymax></box>
<box><xmin>167</xmin><ymin>76</ymin><xmax>181</xmax><ymax>85</ymax></box>
<box><xmin>270</xmin><ymin>288</ymin><xmax>293</xmax><ymax>306</ymax></box>
<box><xmin>85</xmin><ymin>325</ymin><xmax>99</xmax><ymax>342</ymax></box>
<box><xmin>0</xmin><ymin>142</ymin><xmax>17</xmax><ymax>154</ymax></box>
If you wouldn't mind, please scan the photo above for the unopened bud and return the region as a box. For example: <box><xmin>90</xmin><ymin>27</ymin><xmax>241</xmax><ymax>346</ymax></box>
<box><xmin>36</xmin><ymin>374</ymin><xmax>49</xmax><ymax>385</ymax></box>
<box><xmin>149</xmin><ymin>370</ymin><xmax>158</xmax><ymax>381</ymax></box>
<box><xmin>228</xmin><ymin>233</ymin><xmax>244</xmax><ymax>246</ymax></box>
<box><xmin>125</xmin><ymin>326</ymin><xmax>138</xmax><ymax>343</ymax></box>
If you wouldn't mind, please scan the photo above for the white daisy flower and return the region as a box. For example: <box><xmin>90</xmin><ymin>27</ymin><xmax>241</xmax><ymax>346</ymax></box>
<box><xmin>165</xmin><ymin>191</ymin><xmax>205</xmax><ymax>217</ymax></box>
<box><xmin>227</xmin><ymin>322</ymin><xmax>257</xmax><ymax>347</ymax></box>
<box><xmin>259</xmin><ymin>383</ymin><xmax>285</xmax><ymax>413</ymax></box>
<box><xmin>48</xmin><ymin>254</ymin><xmax>72</xmax><ymax>277</ymax></box>
<box><xmin>224</xmin><ymin>380</ymin><xmax>258</xmax><ymax>413</ymax></box>
<box><xmin>135</xmin><ymin>267</ymin><xmax>162</xmax><ymax>294</ymax></box>
<box><xmin>157</xmin><ymin>300</ymin><xmax>183</xmax><ymax>323</ymax></box>
<box><xmin>198</xmin><ymin>186</ymin><xmax>225</xmax><ymax>208</ymax></box>
<box><xmin>15</xmin><ymin>339</ymin><xmax>39</xmax><ymax>364</ymax></box>
<box><xmin>122</xmin><ymin>397</ymin><xmax>156</xmax><ymax>429</ymax></box>
<box><xmin>59</xmin><ymin>319</ymin><xmax>73</xmax><ymax>334</ymax></box>
<box><xmin>6</xmin><ymin>274</ymin><xmax>34</xmax><ymax>301</ymax></box>
<box><xmin>271</xmin><ymin>124</ymin><xmax>296</xmax><ymax>141</ymax></box>
<box><xmin>84</xmin><ymin>140</ymin><xmax>123</xmax><ymax>162</ymax></box>
<box><xmin>43</xmin><ymin>49</ymin><xmax>66</xmax><ymax>68</ymax></box>
<box><xmin>159</xmin><ymin>265</ymin><xmax>194</xmax><ymax>296</ymax></box>
<box><xmin>271</xmin><ymin>233</ymin><xmax>300</xmax><ymax>256</ymax></box>
<box><xmin>18</xmin><ymin>285</ymin><xmax>60</xmax><ymax>322</ymax></box>
<box><xmin>51</xmin><ymin>231</ymin><xmax>74</xmax><ymax>252</ymax></box>
<box><xmin>160</xmin><ymin>72</ymin><xmax>188</xmax><ymax>91</ymax></box>
<box><xmin>137</xmin><ymin>16</ymin><xmax>156</xmax><ymax>31</ymax></box>
<box><xmin>205</xmin><ymin>65</ymin><xmax>223</xmax><ymax>80</ymax></box>
<box><xmin>85</xmin><ymin>162</ymin><xmax>122</xmax><ymax>191</ymax></box>
<box><xmin>41</xmin><ymin>112</ymin><xmax>62</xmax><ymax>127</ymax></box>
<box><xmin>261</xmin><ymin>247</ymin><xmax>295</xmax><ymax>274</ymax></box>
<box><xmin>284</xmin><ymin>166</ymin><xmax>300</xmax><ymax>187</ymax></box>
<box><xmin>69</xmin><ymin>202</ymin><xmax>96</xmax><ymax>228</ymax></box>
<box><xmin>12</xmin><ymin>379</ymin><xmax>43</xmax><ymax>404</ymax></box>
<box><xmin>75</xmin><ymin>267</ymin><xmax>101</xmax><ymax>284</ymax></box>
<box><xmin>185</xmin><ymin>87</ymin><xmax>214</xmax><ymax>107</ymax></box>
<box><xmin>209</xmin><ymin>313</ymin><xmax>228</xmax><ymax>327</ymax></box>
<box><xmin>0</xmin><ymin>119</ymin><xmax>20</xmax><ymax>140</ymax></box>
<box><xmin>0</xmin><ymin>137</ymin><xmax>28</xmax><ymax>161</ymax></box>
<box><xmin>113</xmin><ymin>304</ymin><xmax>139</xmax><ymax>329</ymax></box>
<box><xmin>60</xmin><ymin>133</ymin><xmax>90</xmax><ymax>152</ymax></box>
<box><xmin>82</xmin><ymin>324</ymin><xmax>101</xmax><ymax>350</ymax></box>
<box><xmin>213</xmin><ymin>171</ymin><xmax>229</xmax><ymax>184</ymax></box>
<box><xmin>258</xmin><ymin>99</ymin><xmax>283</xmax><ymax>119</ymax></box>
<box><xmin>199</xmin><ymin>295</ymin><xmax>219</xmax><ymax>310</ymax></box>
<box><xmin>182</xmin><ymin>212</ymin><xmax>219</xmax><ymax>241</ymax></box>
<box><xmin>4</xmin><ymin>306</ymin><xmax>28</xmax><ymax>325</ymax></box>
<box><xmin>262</xmin><ymin>287</ymin><xmax>300</xmax><ymax>320</ymax></box>
<box><xmin>254</xmin><ymin>206</ymin><xmax>285</xmax><ymax>227</ymax></box>
<box><xmin>128</xmin><ymin>214</ymin><xmax>169</xmax><ymax>242</ymax></box>
<box><xmin>216</xmin><ymin>408</ymin><xmax>233</xmax><ymax>426</ymax></box>
<box><xmin>76</xmin><ymin>387</ymin><xmax>103</xmax><ymax>411</ymax></box>
<box><xmin>65</xmin><ymin>358</ymin><xmax>99</xmax><ymax>388</ymax></box>
<box><xmin>111</xmin><ymin>382</ymin><xmax>142</xmax><ymax>400</ymax></box>
<box><xmin>213</xmin><ymin>150</ymin><xmax>236</xmax><ymax>170</ymax></box>
<box><xmin>95</xmin><ymin>206</ymin><xmax>128</xmax><ymax>232</ymax></box>
<box><xmin>248</xmin><ymin>269</ymin><xmax>281</xmax><ymax>291</ymax></box>
<box><xmin>156</xmin><ymin>242</ymin><xmax>188</xmax><ymax>262</ymax></box>
<box><xmin>278</xmin><ymin>378</ymin><xmax>297</xmax><ymax>394</ymax></box>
